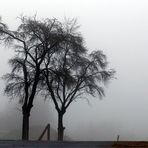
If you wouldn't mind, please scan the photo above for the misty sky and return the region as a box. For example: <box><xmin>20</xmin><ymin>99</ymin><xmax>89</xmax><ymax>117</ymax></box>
<box><xmin>0</xmin><ymin>0</ymin><xmax>148</xmax><ymax>141</ymax></box>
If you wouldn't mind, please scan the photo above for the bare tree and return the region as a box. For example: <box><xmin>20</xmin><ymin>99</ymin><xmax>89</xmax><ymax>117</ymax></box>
<box><xmin>1</xmin><ymin>16</ymin><xmax>66</xmax><ymax>140</ymax></box>
<box><xmin>41</xmin><ymin>20</ymin><xmax>115</xmax><ymax>141</ymax></box>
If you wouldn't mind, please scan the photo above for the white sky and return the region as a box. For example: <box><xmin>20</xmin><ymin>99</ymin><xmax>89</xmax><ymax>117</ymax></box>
<box><xmin>0</xmin><ymin>0</ymin><xmax>148</xmax><ymax>141</ymax></box>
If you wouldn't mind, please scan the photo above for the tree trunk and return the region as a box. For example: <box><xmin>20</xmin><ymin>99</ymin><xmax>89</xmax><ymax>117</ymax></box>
<box><xmin>22</xmin><ymin>113</ymin><xmax>29</xmax><ymax>140</ymax></box>
<box><xmin>57</xmin><ymin>113</ymin><xmax>65</xmax><ymax>141</ymax></box>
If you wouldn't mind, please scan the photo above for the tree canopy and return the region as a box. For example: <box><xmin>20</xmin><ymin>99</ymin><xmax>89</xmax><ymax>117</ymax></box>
<box><xmin>1</xmin><ymin>16</ymin><xmax>115</xmax><ymax>141</ymax></box>
<box><xmin>39</xmin><ymin>19</ymin><xmax>115</xmax><ymax>140</ymax></box>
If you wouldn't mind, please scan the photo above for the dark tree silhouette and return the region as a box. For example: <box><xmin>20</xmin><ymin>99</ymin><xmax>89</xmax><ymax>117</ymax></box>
<box><xmin>0</xmin><ymin>16</ymin><xmax>67</xmax><ymax>140</ymax></box>
<box><xmin>41</xmin><ymin>20</ymin><xmax>115</xmax><ymax>141</ymax></box>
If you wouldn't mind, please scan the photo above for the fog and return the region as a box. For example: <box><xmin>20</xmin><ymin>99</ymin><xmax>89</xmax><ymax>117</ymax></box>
<box><xmin>0</xmin><ymin>0</ymin><xmax>148</xmax><ymax>141</ymax></box>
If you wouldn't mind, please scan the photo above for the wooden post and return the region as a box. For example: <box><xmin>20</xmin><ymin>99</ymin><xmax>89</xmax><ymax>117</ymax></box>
<box><xmin>117</xmin><ymin>135</ymin><xmax>120</xmax><ymax>141</ymax></box>
<box><xmin>117</xmin><ymin>135</ymin><xmax>120</xmax><ymax>148</ymax></box>
<box><xmin>47</xmin><ymin>124</ymin><xmax>50</xmax><ymax>141</ymax></box>
<box><xmin>38</xmin><ymin>124</ymin><xmax>50</xmax><ymax>141</ymax></box>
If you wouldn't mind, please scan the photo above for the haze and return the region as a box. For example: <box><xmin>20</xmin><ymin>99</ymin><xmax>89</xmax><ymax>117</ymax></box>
<box><xmin>0</xmin><ymin>0</ymin><xmax>148</xmax><ymax>141</ymax></box>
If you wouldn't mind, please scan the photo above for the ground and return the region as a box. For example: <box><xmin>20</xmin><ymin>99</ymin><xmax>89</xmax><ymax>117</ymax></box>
<box><xmin>0</xmin><ymin>140</ymin><xmax>148</xmax><ymax>147</ymax></box>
